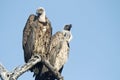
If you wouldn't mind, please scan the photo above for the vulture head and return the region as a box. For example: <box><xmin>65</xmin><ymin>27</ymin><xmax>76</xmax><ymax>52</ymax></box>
<box><xmin>64</xmin><ymin>24</ymin><xmax>72</xmax><ymax>31</ymax></box>
<box><xmin>36</xmin><ymin>7</ymin><xmax>45</xmax><ymax>16</ymax></box>
<box><xmin>36</xmin><ymin>7</ymin><xmax>46</xmax><ymax>22</ymax></box>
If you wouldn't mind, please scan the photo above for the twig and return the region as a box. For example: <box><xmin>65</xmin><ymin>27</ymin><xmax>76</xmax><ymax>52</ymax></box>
<box><xmin>0</xmin><ymin>63</ymin><xmax>10</xmax><ymax>80</ymax></box>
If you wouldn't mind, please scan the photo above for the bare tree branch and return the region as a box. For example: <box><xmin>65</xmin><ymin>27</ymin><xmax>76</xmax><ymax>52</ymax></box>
<box><xmin>0</xmin><ymin>54</ymin><xmax>63</xmax><ymax>80</ymax></box>
<box><xmin>11</xmin><ymin>54</ymin><xmax>41</xmax><ymax>80</ymax></box>
<box><xmin>0</xmin><ymin>54</ymin><xmax>41</xmax><ymax>80</ymax></box>
<box><xmin>0</xmin><ymin>63</ymin><xmax>10</xmax><ymax>80</ymax></box>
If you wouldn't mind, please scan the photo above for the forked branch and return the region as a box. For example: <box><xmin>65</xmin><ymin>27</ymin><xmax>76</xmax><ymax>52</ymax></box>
<box><xmin>0</xmin><ymin>54</ymin><xmax>63</xmax><ymax>80</ymax></box>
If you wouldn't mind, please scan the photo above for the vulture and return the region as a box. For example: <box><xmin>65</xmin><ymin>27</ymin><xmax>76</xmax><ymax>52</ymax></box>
<box><xmin>48</xmin><ymin>24</ymin><xmax>72</xmax><ymax>80</ymax></box>
<box><xmin>34</xmin><ymin>24</ymin><xmax>72</xmax><ymax>80</ymax></box>
<box><xmin>22</xmin><ymin>7</ymin><xmax>52</xmax><ymax>77</ymax></box>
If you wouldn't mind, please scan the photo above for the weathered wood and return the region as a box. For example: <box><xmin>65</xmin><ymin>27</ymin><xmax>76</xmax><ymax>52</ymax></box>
<box><xmin>0</xmin><ymin>63</ymin><xmax>10</xmax><ymax>80</ymax></box>
<box><xmin>0</xmin><ymin>54</ymin><xmax>63</xmax><ymax>80</ymax></box>
<box><xmin>0</xmin><ymin>54</ymin><xmax>41</xmax><ymax>80</ymax></box>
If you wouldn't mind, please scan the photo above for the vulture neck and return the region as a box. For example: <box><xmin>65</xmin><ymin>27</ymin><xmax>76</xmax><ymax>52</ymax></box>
<box><xmin>62</xmin><ymin>30</ymin><xmax>72</xmax><ymax>42</ymax></box>
<box><xmin>38</xmin><ymin>12</ymin><xmax>46</xmax><ymax>23</ymax></box>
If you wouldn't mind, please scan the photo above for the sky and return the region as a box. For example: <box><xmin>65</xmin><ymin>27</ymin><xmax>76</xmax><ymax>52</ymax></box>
<box><xmin>0</xmin><ymin>0</ymin><xmax>120</xmax><ymax>80</ymax></box>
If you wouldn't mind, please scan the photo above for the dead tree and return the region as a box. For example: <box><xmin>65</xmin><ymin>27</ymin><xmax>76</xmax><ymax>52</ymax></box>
<box><xmin>0</xmin><ymin>54</ymin><xmax>63</xmax><ymax>80</ymax></box>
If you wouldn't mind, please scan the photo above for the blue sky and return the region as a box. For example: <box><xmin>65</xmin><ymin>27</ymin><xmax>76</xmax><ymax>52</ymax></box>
<box><xmin>0</xmin><ymin>0</ymin><xmax>120</xmax><ymax>80</ymax></box>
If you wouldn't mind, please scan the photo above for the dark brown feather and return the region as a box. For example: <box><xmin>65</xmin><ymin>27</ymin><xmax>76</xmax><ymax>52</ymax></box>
<box><xmin>23</xmin><ymin>14</ymin><xmax>36</xmax><ymax>62</ymax></box>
